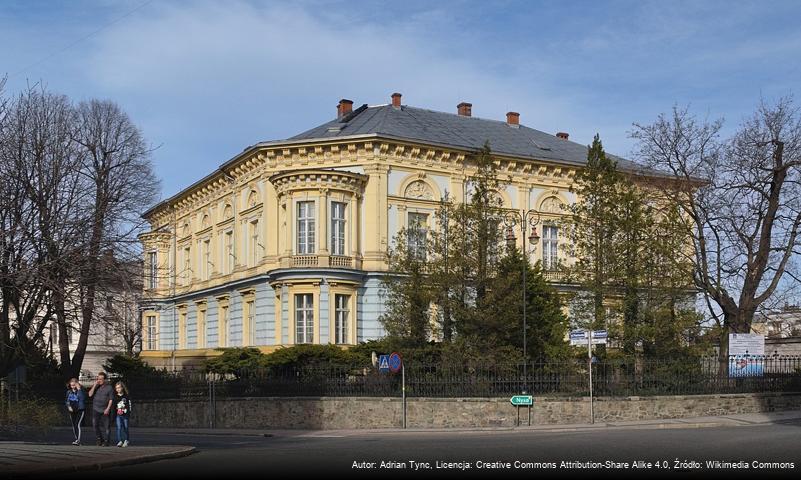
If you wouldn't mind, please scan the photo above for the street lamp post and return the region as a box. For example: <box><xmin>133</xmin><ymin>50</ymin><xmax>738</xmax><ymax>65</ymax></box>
<box><xmin>503</xmin><ymin>209</ymin><xmax>541</xmax><ymax>394</ymax></box>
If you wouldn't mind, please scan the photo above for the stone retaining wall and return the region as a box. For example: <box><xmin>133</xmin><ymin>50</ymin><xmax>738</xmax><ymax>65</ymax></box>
<box><xmin>131</xmin><ymin>392</ymin><xmax>801</xmax><ymax>430</ymax></box>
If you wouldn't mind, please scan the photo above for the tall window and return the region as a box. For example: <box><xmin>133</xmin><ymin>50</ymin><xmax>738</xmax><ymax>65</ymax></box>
<box><xmin>331</xmin><ymin>202</ymin><xmax>347</xmax><ymax>256</ymax></box>
<box><xmin>223</xmin><ymin>230</ymin><xmax>234</xmax><ymax>274</ymax></box>
<box><xmin>201</xmin><ymin>239</ymin><xmax>211</xmax><ymax>280</ymax></box>
<box><xmin>297</xmin><ymin>201</ymin><xmax>316</xmax><ymax>254</ymax></box>
<box><xmin>246</xmin><ymin>300</ymin><xmax>256</xmax><ymax>345</ymax></box>
<box><xmin>542</xmin><ymin>225</ymin><xmax>559</xmax><ymax>270</ymax></box>
<box><xmin>407</xmin><ymin>212</ymin><xmax>429</xmax><ymax>261</ymax></box>
<box><xmin>295</xmin><ymin>294</ymin><xmax>314</xmax><ymax>344</ymax></box>
<box><xmin>148</xmin><ymin>251</ymin><xmax>157</xmax><ymax>289</ymax></box>
<box><xmin>197</xmin><ymin>309</ymin><xmax>206</xmax><ymax>348</ymax></box>
<box><xmin>146</xmin><ymin>315</ymin><xmax>157</xmax><ymax>350</ymax></box>
<box><xmin>178</xmin><ymin>310</ymin><xmax>187</xmax><ymax>349</ymax></box>
<box><xmin>182</xmin><ymin>247</ymin><xmax>191</xmax><ymax>285</ymax></box>
<box><xmin>334</xmin><ymin>294</ymin><xmax>350</xmax><ymax>344</ymax></box>
<box><xmin>247</xmin><ymin>219</ymin><xmax>260</xmax><ymax>266</ymax></box>
<box><xmin>219</xmin><ymin>305</ymin><xmax>228</xmax><ymax>347</ymax></box>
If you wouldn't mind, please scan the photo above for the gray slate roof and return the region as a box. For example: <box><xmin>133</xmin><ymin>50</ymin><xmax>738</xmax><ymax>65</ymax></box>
<box><xmin>284</xmin><ymin>103</ymin><xmax>650</xmax><ymax>173</ymax></box>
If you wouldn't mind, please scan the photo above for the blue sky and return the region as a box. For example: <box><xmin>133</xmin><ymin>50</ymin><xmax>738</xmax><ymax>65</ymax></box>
<box><xmin>2</xmin><ymin>0</ymin><xmax>800</xmax><ymax>199</ymax></box>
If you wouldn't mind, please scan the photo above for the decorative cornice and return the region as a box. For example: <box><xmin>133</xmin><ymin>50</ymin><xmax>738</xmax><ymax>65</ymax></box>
<box><xmin>268</xmin><ymin>169</ymin><xmax>368</xmax><ymax>198</ymax></box>
<box><xmin>144</xmin><ymin>138</ymin><xmax>580</xmax><ymax>223</ymax></box>
<box><xmin>138</xmin><ymin>231</ymin><xmax>172</xmax><ymax>249</ymax></box>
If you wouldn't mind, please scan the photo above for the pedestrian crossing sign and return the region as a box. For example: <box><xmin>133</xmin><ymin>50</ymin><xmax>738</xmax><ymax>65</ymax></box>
<box><xmin>378</xmin><ymin>354</ymin><xmax>390</xmax><ymax>373</ymax></box>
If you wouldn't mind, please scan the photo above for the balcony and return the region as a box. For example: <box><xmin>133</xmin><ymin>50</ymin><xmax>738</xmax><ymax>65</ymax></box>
<box><xmin>543</xmin><ymin>270</ymin><xmax>568</xmax><ymax>283</ymax></box>
<box><xmin>290</xmin><ymin>255</ymin><xmax>355</xmax><ymax>269</ymax></box>
<box><xmin>329</xmin><ymin>256</ymin><xmax>353</xmax><ymax>268</ymax></box>
<box><xmin>292</xmin><ymin>255</ymin><xmax>319</xmax><ymax>267</ymax></box>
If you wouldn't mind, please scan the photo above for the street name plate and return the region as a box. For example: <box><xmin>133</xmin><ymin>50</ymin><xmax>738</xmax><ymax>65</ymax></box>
<box><xmin>510</xmin><ymin>395</ymin><xmax>534</xmax><ymax>406</ymax></box>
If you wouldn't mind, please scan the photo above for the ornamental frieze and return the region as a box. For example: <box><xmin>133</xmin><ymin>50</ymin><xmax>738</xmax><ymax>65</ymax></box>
<box><xmin>144</xmin><ymin>138</ymin><xmax>579</xmax><ymax>223</ymax></box>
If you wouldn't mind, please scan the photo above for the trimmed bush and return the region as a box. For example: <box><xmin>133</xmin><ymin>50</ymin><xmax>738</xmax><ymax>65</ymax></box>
<box><xmin>0</xmin><ymin>396</ymin><xmax>62</xmax><ymax>440</ymax></box>
<box><xmin>103</xmin><ymin>354</ymin><xmax>160</xmax><ymax>378</ymax></box>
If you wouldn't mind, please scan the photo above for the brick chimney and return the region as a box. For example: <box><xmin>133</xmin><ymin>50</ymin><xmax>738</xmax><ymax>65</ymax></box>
<box><xmin>556</xmin><ymin>132</ymin><xmax>569</xmax><ymax>140</ymax></box>
<box><xmin>337</xmin><ymin>99</ymin><xmax>354</xmax><ymax>118</ymax></box>
<box><xmin>391</xmin><ymin>92</ymin><xmax>402</xmax><ymax>108</ymax></box>
<box><xmin>506</xmin><ymin>112</ymin><xmax>520</xmax><ymax>126</ymax></box>
<box><xmin>457</xmin><ymin>102</ymin><xmax>472</xmax><ymax>117</ymax></box>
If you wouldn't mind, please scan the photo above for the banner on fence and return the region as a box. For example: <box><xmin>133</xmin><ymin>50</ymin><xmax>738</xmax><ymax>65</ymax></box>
<box><xmin>728</xmin><ymin>333</ymin><xmax>765</xmax><ymax>356</ymax></box>
<box><xmin>728</xmin><ymin>333</ymin><xmax>765</xmax><ymax>377</ymax></box>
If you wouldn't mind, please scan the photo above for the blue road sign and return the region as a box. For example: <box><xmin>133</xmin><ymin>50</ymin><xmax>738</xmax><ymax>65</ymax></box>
<box><xmin>389</xmin><ymin>352</ymin><xmax>403</xmax><ymax>373</ymax></box>
<box><xmin>378</xmin><ymin>355</ymin><xmax>390</xmax><ymax>373</ymax></box>
<box><xmin>570</xmin><ymin>329</ymin><xmax>608</xmax><ymax>345</ymax></box>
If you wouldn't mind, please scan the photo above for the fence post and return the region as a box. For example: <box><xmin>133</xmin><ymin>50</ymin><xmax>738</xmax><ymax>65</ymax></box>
<box><xmin>208</xmin><ymin>377</ymin><xmax>216</xmax><ymax>429</ymax></box>
<box><xmin>402</xmin><ymin>364</ymin><xmax>407</xmax><ymax>429</ymax></box>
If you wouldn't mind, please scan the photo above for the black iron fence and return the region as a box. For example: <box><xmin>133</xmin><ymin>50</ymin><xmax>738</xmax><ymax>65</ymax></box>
<box><xmin>11</xmin><ymin>355</ymin><xmax>801</xmax><ymax>403</ymax></box>
<box><xmin>122</xmin><ymin>355</ymin><xmax>801</xmax><ymax>400</ymax></box>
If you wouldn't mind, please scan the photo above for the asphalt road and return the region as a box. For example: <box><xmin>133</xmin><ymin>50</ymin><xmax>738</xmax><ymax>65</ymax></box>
<box><xmin>41</xmin><ymin>421</ymin><xmax>801</xmax><ymax>478</ymax></box>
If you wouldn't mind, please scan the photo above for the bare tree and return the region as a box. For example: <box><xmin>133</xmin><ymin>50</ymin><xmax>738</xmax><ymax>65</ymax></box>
<box><xmin>631</xmin><ymin>97</ymin><xmax>801</xmax><ymax>364</ymax></box>
<box><xmin>0</xmin><ymin>85</ymin><xmax>159</xmax><ymax>377</ymax></box>
<box><xmin>62</xmin><ymin>99</ymin><xmax>159</xmax><ymax>377</ymax></box>
<box><xmin>0</xmin><ymin>85</ymin><xmax>85</xmax><ymax>375</ymax></box>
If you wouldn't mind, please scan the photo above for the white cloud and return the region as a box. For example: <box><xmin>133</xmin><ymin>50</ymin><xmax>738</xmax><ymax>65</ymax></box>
<box><xmin>5</xmin><ymin>0</ymin><xmax>799</xmax><ymax>197</ymax></box>
<box><xmin>82</xmin><ymin>1</ymin><xmax>585</xmax><ymax>196</ymax></box>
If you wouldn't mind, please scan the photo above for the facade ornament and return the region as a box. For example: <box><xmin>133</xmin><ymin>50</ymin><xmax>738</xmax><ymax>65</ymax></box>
<box><xmin>540</xmin><ymin>196</ymin><xmax>565</xmax><ymax>213</ymax></box>
<box><xmin>404</xmin><ymin>180</ymin><xmax>434</xmax><ymax>200</ymax></box>
<box><xmin>247</xmin><ymin>190</ymin><xmax>259</xmax><ymax>208</ymax></box>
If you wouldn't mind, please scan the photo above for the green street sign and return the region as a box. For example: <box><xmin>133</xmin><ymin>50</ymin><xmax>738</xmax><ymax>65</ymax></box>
<box><xmin>510</xmin><ymin>395</ymin><xmax>533</xmax><ymax>406</ymax></box>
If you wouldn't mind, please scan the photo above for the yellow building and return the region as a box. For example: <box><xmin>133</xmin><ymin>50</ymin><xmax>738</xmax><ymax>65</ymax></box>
<box><xmin>139</xmin><ymin>93</ymin><xmax>654</xmax><ymax>368</ymax></box>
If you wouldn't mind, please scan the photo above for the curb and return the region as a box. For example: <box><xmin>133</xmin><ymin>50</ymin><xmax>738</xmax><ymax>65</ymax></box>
<box><xmin>294</xmin><ymin>417</ymin><xmax>792</xmax><ymax>436</ymax></box>
<box><xmin>8</xmin><ymin>446</ymin><xmax>197</xmax><ymax>478</ymax></box>
<box><xmin>363</xmin><ymin>422</ymin><xmax>730</xmax><ymax>434</ymax></box>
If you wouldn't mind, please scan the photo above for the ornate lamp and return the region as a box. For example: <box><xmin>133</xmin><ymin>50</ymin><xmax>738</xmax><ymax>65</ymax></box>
<box><xmin>505</xmin><ymin>227</ymin><xmax>517</xmax><ymax>250</ymax></box>
<box><xmin>528</xmin><ymin>226</ymin><xmax>540</xmax><ymax>246</ymax></box>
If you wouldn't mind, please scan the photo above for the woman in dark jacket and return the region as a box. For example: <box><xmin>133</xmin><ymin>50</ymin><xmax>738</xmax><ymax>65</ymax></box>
<box><xmin>65</xmin><ymin>378</ymin><xmax>87</xmax><ymax>445</ymax></box>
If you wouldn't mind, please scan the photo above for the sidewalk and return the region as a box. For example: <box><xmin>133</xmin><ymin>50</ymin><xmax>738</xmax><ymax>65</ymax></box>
<box><xmin>0</xmin><ymin>442</ymin><xmax>196</xmax><ymax>478</ymax></box>
<box><xmin>128</xmin><ymin>409</ymin><xmax>801</xmax><ymax>437</ymax></box>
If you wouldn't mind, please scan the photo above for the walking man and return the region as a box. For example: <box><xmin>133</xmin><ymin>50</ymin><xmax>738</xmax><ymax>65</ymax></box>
<box><xmin>88</xmin><ymin>372</ymin><xmax>114</xmax><ymax>446</ymax></box>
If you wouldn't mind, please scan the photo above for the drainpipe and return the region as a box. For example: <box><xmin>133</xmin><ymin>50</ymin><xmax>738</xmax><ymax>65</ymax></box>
<box><xmin>172</xmin><ymin>204</ymin><xmax>177</xmax><ymax>372</ymax></box>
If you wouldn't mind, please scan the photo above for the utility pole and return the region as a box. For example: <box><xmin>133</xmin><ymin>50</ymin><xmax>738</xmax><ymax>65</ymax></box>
<box><xmin>588</xmin><ymin>329</ymin><xmax>594</xmax><ymax>424</ymax></box>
